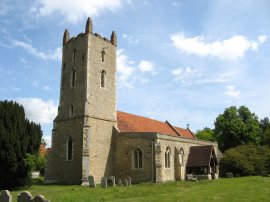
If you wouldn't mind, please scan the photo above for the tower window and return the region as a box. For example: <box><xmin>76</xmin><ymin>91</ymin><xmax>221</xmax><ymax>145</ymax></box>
<box><xmin>67</xmin><ymin>136</ymin><xmax>73</xmax><ymax>161</ymax></box>
<box><xmin>101</xmin><ymin>49</ymin><xmax>106</xmax><ymax>62</ymax></box>
<box><xmin>70</xmin><ymin>106</ymin><xmax>74</xmax><ymax>117</ymax></box>
<box><xmin>71</xmin><ymin>70</ymin><xmax>76</xmax><ymax>87</ymax></box>
<box><xmin>133</xmin><ymin>149</ymin><xmax>143</xmax><ymax>169</ymax></box>
<box><xmin>72</xmin><ymin>50</ymin><xmax>76</xmax><ymax>62</ymax></box>
<box><xmin>100</xmin><ymin>70</ymin><xmax>106</xmax><ymax>88</ymax></box>
<box><xmin>165</xmin><ymin>146</ymin><xmax>171</xmax><ymax>168</ymax></box>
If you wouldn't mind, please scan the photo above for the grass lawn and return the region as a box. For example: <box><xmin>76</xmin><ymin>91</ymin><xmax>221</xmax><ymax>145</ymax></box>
<box><xmin>8</xmin><ymin>176</ymin><xmax>270</xmax><ymax>202</ymax></box>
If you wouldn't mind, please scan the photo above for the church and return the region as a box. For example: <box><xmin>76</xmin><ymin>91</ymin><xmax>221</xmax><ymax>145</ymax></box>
<box><xmin>44</xmin><ymin>17</ymin><xmax>220</xmax><ymax>185</ymax></box>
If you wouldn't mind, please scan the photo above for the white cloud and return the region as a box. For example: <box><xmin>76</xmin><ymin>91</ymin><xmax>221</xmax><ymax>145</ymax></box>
<box><xmin>138</xmin><ymin>60</ymin><xmax>155</xmax><ymax>73</ymax></box>
<box><xmin>171</xmin><ymin>33</ymin><xmax>267</xmax><ymax>60</ymax></box>
<box><xmin>16</xmin><ymin>98</ymin><xmax>58</xmax><ymax>124</ymax></box>
<box><xmin>117</xmin><ymin>49</ymin><xmax>135</xmax><ymax>88</ymax></box>
<box><xmin>122</xmin><ymin>33</ymin><xmax>139</xmax><ymax>44</ymax></box>
<box><xmin>34</xmin><ymin>0</ymin><xmax>131</xmax><ymax>23</ymax></box>
<box><xmin>172</xmin><ymin>67</ymin><xmax>201</xmax><ymax>85</ymax></box>
<box><xmin>11</xmin><ymin>39</ymin><xmax>61</xmax><ymax>60</ymax></box>
<box><xmin>224</xmin><ymin>85</ymin><xmax>241</xmax><ymax>98</ymax></box>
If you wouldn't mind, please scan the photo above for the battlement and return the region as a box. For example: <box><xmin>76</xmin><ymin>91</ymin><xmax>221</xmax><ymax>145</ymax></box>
<box><xmin>63</xmin><ymin>17</ymin><xmax>117</xmax><ymax>46</ymax></box>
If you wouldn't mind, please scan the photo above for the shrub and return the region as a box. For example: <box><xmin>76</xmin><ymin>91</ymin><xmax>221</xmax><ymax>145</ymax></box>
<box><xmin>220</xmin><ymin>144</ymin><xmax>270</xmax><ymax>176</ymax></box>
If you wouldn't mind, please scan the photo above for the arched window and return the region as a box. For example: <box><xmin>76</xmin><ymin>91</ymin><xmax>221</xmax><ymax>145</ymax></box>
<box><xmin>71</xmin><ymin>70</ymin><xmax>76</xmax><ymax>87</ymax></box>
<box><xmin>179</xmin><ymin>148</ymin><xmax>184</xmax><ymax>165</ymax></box>
<box><xmin>165</xmin><ymin>147</ymin><xmax>171</xmax><ymax>168</ymax></box>
<box><xmin>134</xmin><ymin>149</ymin><xmax>143</xmax><ymax>168</ymax></box>
<box><xmin>67</xmin><ymin>136</ymin><xmax>73</xmax><ymax>161</ymax></box>
<box><xmin>100</xmin><ymin>70</ymin><xmax>106</xmax><ymax>88</ymax></box>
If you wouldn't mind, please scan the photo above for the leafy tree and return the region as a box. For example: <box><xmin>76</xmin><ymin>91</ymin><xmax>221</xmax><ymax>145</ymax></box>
<box><xmin>0</xmin><ymin>100</ymin><xmax>43</xmax><ymax>190</ymax></box>
<box><xmin>214</xmin><ymin>106</ymin><xmax>261</xmax><ymax>152</ymax></box>
<box><xmin>195</xmin><ymin>127</ymin><xmax>216</xmax><ymax>141</ymax></box>
<box><xmin>260</xmin><ymin>117</ymin><xmax>270</xmax><ymax>146</ymax></box>
<box><xmin>220</xmin><ymin>144</ymin><xmax>270</xmax><ymax>176</ymax></box>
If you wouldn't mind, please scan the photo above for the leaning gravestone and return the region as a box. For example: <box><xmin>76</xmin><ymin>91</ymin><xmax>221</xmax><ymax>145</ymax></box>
<box><xmin>33</xmin><ymin>195</ymin><xmax>49</xmax><ymax>202</ymax></box>
<box><xmin>117</xmin><ymin>180</ymin><xmax>122</xmax><ymax>186</ymax></box>
<box><xmin>101</xmin><ymin>177</ymin><xmax>107</xmax><ymax>188</ymax></box>
<box><xmin>0</xmin><ymin>190</ymin><xmax>12</xmax><ymax>202</ymax></box>
<box><xmin>127</xmin><ymin>177</ymin><xmax>131</xmax><ymax>186</ymax></box>
<box><xmin>123</xmin><ymin>179</ymin><xmax>128</xmax><ymax>186</ymax></box>
<box><xmin>17</xmin><ymin>191</ymin><xmax>32</xmax><ymax>202</ymax></box>
<box><xmin>107</xmin><ymin>176</ymin><xmax>115</xmax><ymax>187</ymax></box>
<box><xmin>88</xmin><ymin>175</ymin><xmax>96</xmax><ymax>187</ymax></box>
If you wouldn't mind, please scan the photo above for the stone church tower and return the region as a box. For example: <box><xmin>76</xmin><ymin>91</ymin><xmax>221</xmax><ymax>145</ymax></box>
<box><xmin>45</xmin><ymin>17</ymin><xmax>117</xmax><ymax>184</ymax></box>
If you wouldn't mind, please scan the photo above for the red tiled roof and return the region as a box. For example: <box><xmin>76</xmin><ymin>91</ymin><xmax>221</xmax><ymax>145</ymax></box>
<box><xmin>174</xmin><ymin>126</ymin><xmax>196</xmax><ymax>139</ymax></box>
<box><xmin>117</xmin><ymin>111</ymin><xmax>195</xmax><ymax>139</ymax></box>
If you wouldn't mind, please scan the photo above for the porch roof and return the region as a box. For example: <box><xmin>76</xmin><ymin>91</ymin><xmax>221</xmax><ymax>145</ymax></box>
<box><xmin>186</xmin><ymin>145</ymin><xmax>217</xmax><ymax>167</ymax></box>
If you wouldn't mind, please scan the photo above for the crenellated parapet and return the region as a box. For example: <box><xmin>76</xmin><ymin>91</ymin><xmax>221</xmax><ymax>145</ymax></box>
<box><xmin>62</xmin><ymin>17</ymin><xmax>117</xmax><ymax>46</ymax></box>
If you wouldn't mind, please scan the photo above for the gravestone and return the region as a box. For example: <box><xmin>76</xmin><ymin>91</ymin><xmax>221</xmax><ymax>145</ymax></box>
<box><xmin>88</xmin><ymin>175</ymin><xmax>96</xmax><ymax>187</ymax></box>
<box><xmin>33</xmin><ymin>195</ymin><xmax>49</xmax><ymax>202</ymax></box>
<box><xmin>123</xmin><ymin>179</ymin><xmax>128</xmax><ymax>186</ymax></box>
<box><xmin>226</xmin><ymin>172</ymin><xmax>233</xmax><ymax>178</ymax></box>
<box><xmin>101</xmin><ymin>177</ymin><xmax>107</xmax><ymax>188</ymax></box>
<box><xmin>17</xmin><ymin>191</ymin><xmax>32</xmax><ymax>202</ymax></box>
<box><xmin>127</xmin><ymin>177</ymin><xmax>131</xmax><ymax>186</ymax></box>
<box><xmin>0</xmin><ymin>190</ymin><xmax>12</xmax><ymax>202</ymax></box>
<box><xmin>117</xmin><ymin>180</ymin><xmax>122</xmax><ymax>186</ymax></box>
<box><xmin>107</xmin><ymin>176</ymin><xmax>115</xmax><ymax>187</ymax></box>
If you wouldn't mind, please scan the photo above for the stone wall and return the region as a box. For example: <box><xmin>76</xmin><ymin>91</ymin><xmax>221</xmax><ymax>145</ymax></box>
<box><xmin>114</xmin><ymin>132</ymin><xmax>156</xmax><ymax>183</ymax></box>
<box><xmin>114</xmin><ymin>131</ymin><xmax>218</xmax><ymax>183</ymax></box>
<box><xmin>45</xmin><ymin>118</ymin><xmax>83</xmax><ymax>184</ymax></box>
<box><xmin>155</xmin><ymin>135</ymin><xmax>218</xmax><ymax>182</ymax></box>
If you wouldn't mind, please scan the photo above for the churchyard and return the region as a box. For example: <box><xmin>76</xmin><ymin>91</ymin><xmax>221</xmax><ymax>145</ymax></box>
<box><xmin>3</xmin><ymin>176</ymin><xmax>270</xmax><ymax>202</ymax></box>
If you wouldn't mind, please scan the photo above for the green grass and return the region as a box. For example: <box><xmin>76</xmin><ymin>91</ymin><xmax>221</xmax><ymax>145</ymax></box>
<box><xmin>9</xmin><ymin>176</ymin><xmax>270</xmax><ymax>202</ymax></box>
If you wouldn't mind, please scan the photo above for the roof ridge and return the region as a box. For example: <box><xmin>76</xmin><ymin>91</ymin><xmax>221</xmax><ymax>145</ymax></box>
<box><xmin>186</xmin><ymin>127</ymin><xmax>197</xmax><ymax>139</ymax></box>
<box><xmin>117</xmin><ymin>110</ymin><xmax>165</xmax><ymax>124</ymax></box>
<box><xmin>165</xmin><ymin>120</ymin><xmax>181</xmax><ymax>137</ymax></box>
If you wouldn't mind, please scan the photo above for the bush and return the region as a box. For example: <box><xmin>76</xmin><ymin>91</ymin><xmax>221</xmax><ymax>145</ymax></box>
<box><xmin>220</xmin><ymin>144</ymin><xmax>270</xmax><ymax>176</ymax></box>
<box><xmin>26</xmin><ymin>154</ymin><xmax>46</xmax><ymax>176</ymax></box>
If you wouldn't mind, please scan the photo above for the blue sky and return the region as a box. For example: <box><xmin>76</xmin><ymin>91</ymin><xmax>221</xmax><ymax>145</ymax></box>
<box><xmin>1</xmin><ymin>0</ymin><xmax>269</xmax><ymax>146</ymax></box>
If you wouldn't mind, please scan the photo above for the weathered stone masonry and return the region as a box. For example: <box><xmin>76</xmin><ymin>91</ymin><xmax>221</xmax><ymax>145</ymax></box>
<box><xmin>45</xmin><ymin>17</ymin><xmax>220</xmax><ymax>185</ymax></box>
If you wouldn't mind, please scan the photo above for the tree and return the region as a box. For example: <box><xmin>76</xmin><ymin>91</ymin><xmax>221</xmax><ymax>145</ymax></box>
<box><xmin>260</xmin><ymin>117</ymin><xmax>270</xmax><ymax>146</ymax></box>
<box><xmin>195</xmin><ymin>127</ymin><xmax>216</xmax><ymax>141</ymax></box>
<box><xmin>214</xmin><ymin>106</ymin><xmax>261</xmax><ymax>152</ymax></box>
<box><xmin>0</xmin><ymin>100</ymin><xmax>43</xmax><ymax>190</ymax></box>
<box><xmin>220</xmin><ymin>144</ymin><xmax>270</xmax><ymax>176</ymax></box>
